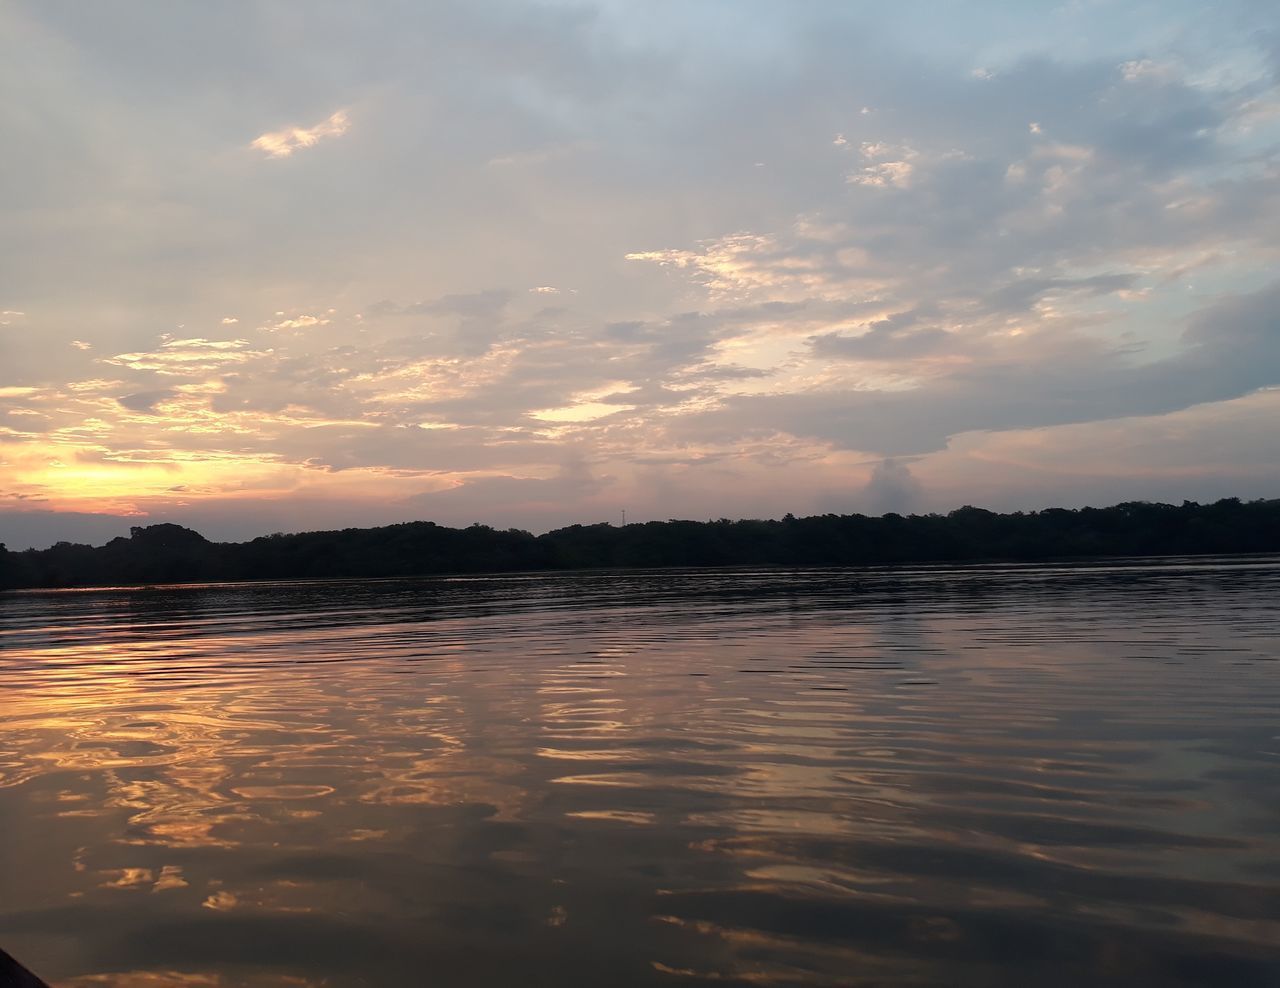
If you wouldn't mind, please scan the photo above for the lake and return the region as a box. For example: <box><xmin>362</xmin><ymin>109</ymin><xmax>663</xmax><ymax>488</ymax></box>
<box><xmin>1</xmin><ymin>560</ymin><xmax>1278</xmax><ymax>986</ymax></box>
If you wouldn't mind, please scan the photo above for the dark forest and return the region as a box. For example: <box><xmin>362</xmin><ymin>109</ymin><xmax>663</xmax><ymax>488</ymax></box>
<box><xmin>3</xmin><ymin>497</ymin><xmax>1278</xmax><ymax>590</ymax></box>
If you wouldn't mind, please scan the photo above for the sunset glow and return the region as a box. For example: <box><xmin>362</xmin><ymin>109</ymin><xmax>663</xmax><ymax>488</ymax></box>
<box><xmin>2</xmin><ymin>2</ymin><xmax>1279</xmax><ymax>548</ymax></box>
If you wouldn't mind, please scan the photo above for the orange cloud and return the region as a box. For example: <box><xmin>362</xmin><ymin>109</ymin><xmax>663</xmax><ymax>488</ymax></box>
<box><xmin>250</xmin><ymin>110</ymin><xmax>350</xmax><ymax>159</ymax></box>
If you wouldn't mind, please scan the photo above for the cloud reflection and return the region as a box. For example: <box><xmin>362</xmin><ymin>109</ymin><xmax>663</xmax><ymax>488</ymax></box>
<box><xmin>0</xmin><ymin>568</ymin><xmax>1278</xmax><ymax>984</ymax></box>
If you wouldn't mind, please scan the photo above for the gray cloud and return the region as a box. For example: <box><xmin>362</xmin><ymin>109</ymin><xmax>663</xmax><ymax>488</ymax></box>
<box><xmin>117</xmin><ymin>389</ymin><xmax>177</xmax><ymax>413</ymax></box>
<box><xmin>864</xmin><ymin>459</ymin><xmax>923</xmax><ymax>516</ymax></box>
<box><xmin>811</xmin><ymin>309</ymin><xmax>954</xmax><ymax>362</ymax></box>
<box><xmin>694</xmin><ymin>280</ymin><xmax>1280</xmax><ymax>457</ymax></box>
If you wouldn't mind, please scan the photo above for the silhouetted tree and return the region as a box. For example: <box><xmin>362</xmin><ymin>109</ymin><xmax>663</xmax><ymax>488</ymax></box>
<box><xmin>3</xmin><ymin>498</ymin><xmax>1278</xmax><ymax>590</ymax></box>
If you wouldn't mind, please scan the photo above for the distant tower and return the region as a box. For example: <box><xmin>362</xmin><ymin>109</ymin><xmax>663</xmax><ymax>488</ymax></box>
<box><xmin>621</xmin><ymin>508</ymin><xmax>626</xmax><ymax>526</ymax></box>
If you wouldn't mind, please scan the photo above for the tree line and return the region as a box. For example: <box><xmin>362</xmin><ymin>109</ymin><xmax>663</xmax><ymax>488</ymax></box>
<box><xmin>2</xmin><ymin>497</ymin><xmax>1278</xmax><ymax>590</ymax></box>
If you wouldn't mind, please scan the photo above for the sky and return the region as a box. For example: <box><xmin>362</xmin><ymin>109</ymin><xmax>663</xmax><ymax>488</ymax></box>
<box><xmin>2</xmin><ymin>0</ymin><xmax>1279</xmax><ymax>549</ymax></box>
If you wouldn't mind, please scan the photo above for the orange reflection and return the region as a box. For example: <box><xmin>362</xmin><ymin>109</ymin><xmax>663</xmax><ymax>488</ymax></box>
<box><xmin>1</xmin><ymin>568</ymin><xmax>1277</xmax><ymax>986</ymax></box>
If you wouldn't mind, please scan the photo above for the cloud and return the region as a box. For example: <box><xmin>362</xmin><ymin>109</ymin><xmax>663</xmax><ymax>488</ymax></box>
<box><xmin>1120</xmin><ymin>59</ymin><xmax>1176</xmax><ymax>83</ymax></box>
<box><xmin>250</xmin><ymin>110</ymin><xmax>350</xmax><ymax>159</ymax></box>
<box><xmin>2</xmin><ymin>3</ymin><xmax>1279</xmax><ymax>540</ymax></box>
<box><xmin>810</xmin><ymin>309</ymin><xmax>954</xmax><ymax>362</ymax></box>
<box><xmin>981</xmin><ymin>273</ymin><xmax>1140</xmax><ymax>314</ymax></box>
<box><xmin>847</xmin><ymin>159</ymin><xmax>915</xmax><ymax>188</ymax></box>
<box><xmin>265</xmin><ymin>314</ymin><xmax>329</xmax><ymax>331</ymax></box>
<box><xmin>864</xmin><ymin>458</ymin><xmax>923</xmax><ymax>515</ymax></box>
<box><xmin>102</xmin><ymin>338</ymin><xmax>259</xmax><ymax>375</ymax></box>
<box><xmin>117</xmin><ymin>389</ymin><xmax>178</xmax><ymax>413</ymax></box>
<box><xmin>691</xmin><ymin>279</ymin><xmax>1280</xmax><ymax>458</ymax></box>
<box><xmin>626</xmin><ymin>235</ymin><xmax>804</xmax><ymax>299</ymax></box>
<box><xmin>847</xmin><ymin>142</ymin><xmax>918</xmax><ymax>188</ymax></box>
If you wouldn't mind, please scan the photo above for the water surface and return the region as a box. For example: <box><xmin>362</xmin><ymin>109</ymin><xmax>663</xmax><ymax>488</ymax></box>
<box><xmin>1</xmin><ymin>561</ymin><xmax>1278</xmax><ymax>986</ymax></box>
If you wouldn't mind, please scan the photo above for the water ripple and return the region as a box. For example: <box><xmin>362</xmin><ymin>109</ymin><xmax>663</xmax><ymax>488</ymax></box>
<box><xmin>0</xmin><ymin>559</ymin><xmax>1278</xmax><ymax>985</ymax></box>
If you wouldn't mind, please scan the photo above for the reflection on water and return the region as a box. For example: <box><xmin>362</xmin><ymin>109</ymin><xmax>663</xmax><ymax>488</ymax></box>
<box><xmin>1</xmin><ymin>560</ymin><xmax>1278</xmax><ymax>986</ymax></box>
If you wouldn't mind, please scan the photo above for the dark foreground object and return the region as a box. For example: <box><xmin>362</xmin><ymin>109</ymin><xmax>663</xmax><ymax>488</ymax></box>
<box><xmin>4</xmin><ymin>497</ymin><xmax>1280</xmax><ymax>589</ymax></box>
<box><xmin>0</xmin><ymin>950</ymin><xmax>48</xmax><ymax>988</ymax></box>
